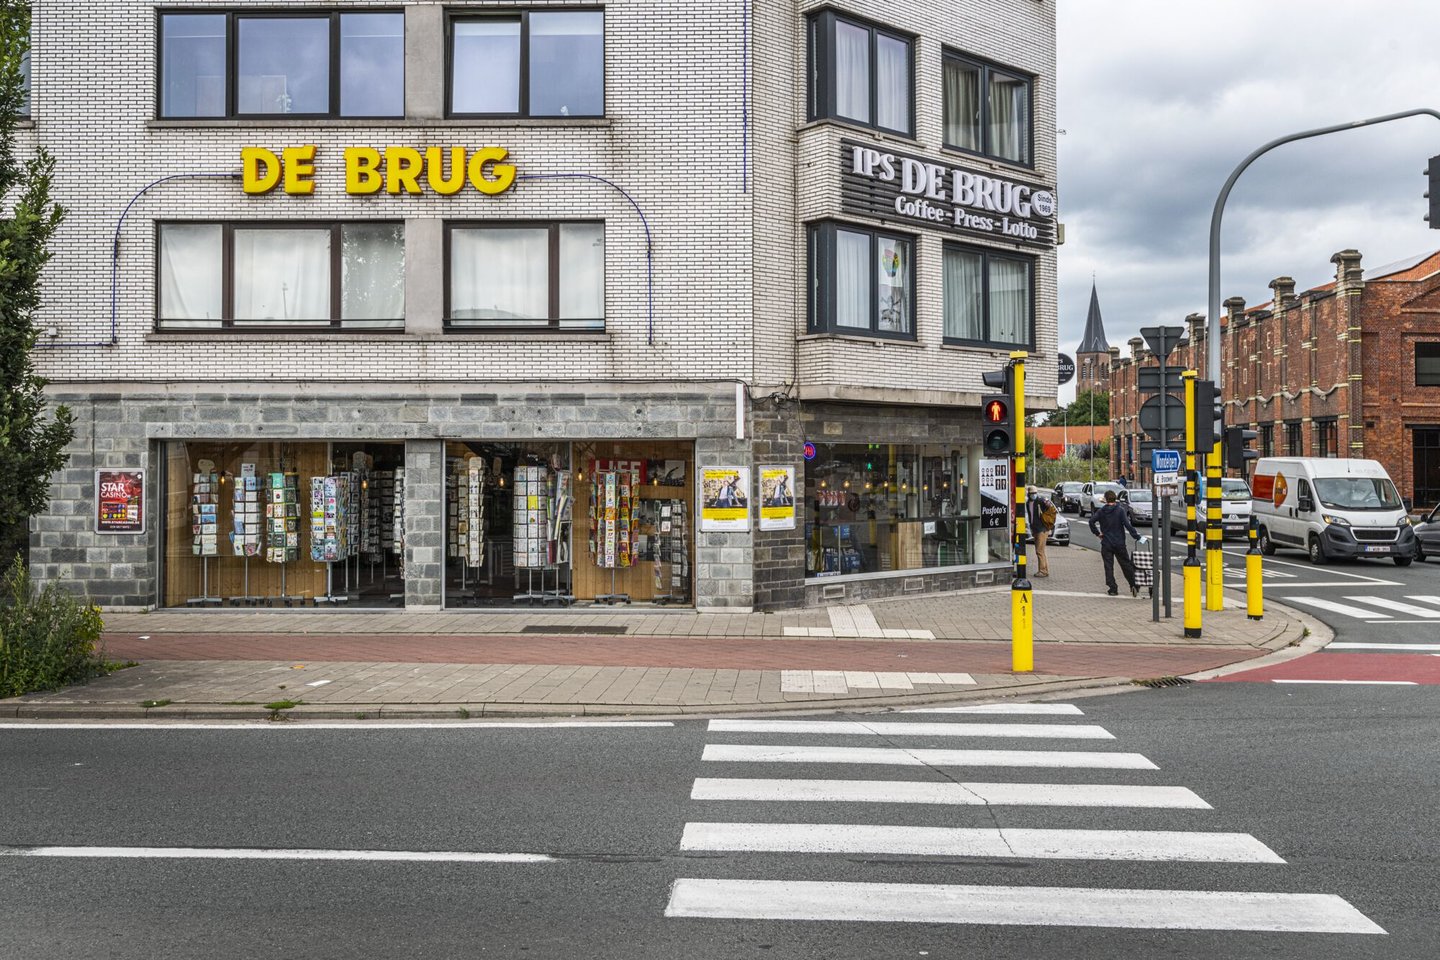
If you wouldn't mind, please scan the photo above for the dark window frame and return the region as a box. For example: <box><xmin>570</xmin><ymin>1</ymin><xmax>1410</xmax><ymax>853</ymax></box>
<box><xmin>1416</xmin><ymin>341</ymin><xmax>1440</xmax><ymax>386</ymax></box>
<box><xmin>1259</xmin><ymin>423</ymin><xmax>1274</xmax><ymax>458</ymax></box>
<box><xmin>156</xmin><ymin>8</ymin><xmax>406</xmax><ymax>120</ymax></box>
<box><xmin>1284</xmin><ymin>420</ymin><xmax>1303</xmax><ymax>457</ymax></box>
<box><xmin>1315</xmin><ymin>418</ymin><xmax>1339</xmax><ymax>458</ymax></box>
<box><xmin>807</xmin><ymin>220</ymin><xmax>918</xmax><ymax>342</ymax></box>
<box><xmin>806</xmin><ymin>8</ymin><xmax>915</xmax><ymax>138</ymax></box>
<box><xmin>154</xmin><ymin>220</ymin><xmax>406</xmax><ymax>331</ymax></box>
<box><xmin>941</xmin><ymin>48</ymin><xmax>1035</xmax><ymax>168</ymax></box>
<box><xmin>443</xmin><ymin>220</ymin><xmax>606</xmax><ymax>332</ymax></box>
<box><xmin>444</xmin><ymin>8</ymin><xmax>606</xmax><ymax>120</ymax></box>
<box><xmin>940</xmin><ymin>240</ymin><xmax>1036</xmax><ymax>350</ymax></box>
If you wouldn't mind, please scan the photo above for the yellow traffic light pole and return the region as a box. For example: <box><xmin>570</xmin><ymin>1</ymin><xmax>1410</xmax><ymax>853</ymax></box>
<box><xmin>1010</xmin><ymin>351</ymin><xmax>1033</xmax><ymax>672</ymax></box>
<box><xmin>1205</xmin><ymin>433</ymin><xmax>1225</xmax><ymax>612</ymax></box>
<box><xmin>1182</xmin><ymin>371</ymin><xmax>1202</xmax><ymax>638</ymax></box>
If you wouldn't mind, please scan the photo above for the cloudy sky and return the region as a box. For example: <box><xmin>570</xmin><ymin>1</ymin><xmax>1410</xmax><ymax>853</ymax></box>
<box><xmin>1054</xmin><ymin>0</ymin><xmax>1440</xmax><ymax>405</ymax></box>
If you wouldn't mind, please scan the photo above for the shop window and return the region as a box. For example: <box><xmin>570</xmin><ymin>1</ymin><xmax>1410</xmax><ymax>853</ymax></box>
<box><xmin>943</xmin><ymin>51</ymin><xmax>1032</xmax><ymax>166</ymax></box>
<box><xmin>448</xmin><ymin>10</ymin><xmax>604</xmax><ymax>118</ymax></box>
<box><xmin>157</xmin><ymin>221</ymin><xmax>405</xmax><ymax>330</ymax></box>
<box><xmin>1417</xmin><ymin>342</ymin><xmax>1440</xmax><ymax>386</ymax></box>
<box><xmin>942</xmin><ymin>243</ymin><xmax>1033</xmax><ymax>348</ymax></box>
<box><xmin>446</xmin><ymin>222</ymin><xmax>604</xmax><ymax>330</ymax></box>
<box><xmin>805</xmin><ymin>443</ymin><xmax>1002</xmax><ymax>578</ymax></box>
<box><xmin>159</xmin><ymin>11</ymin><xmax>404</xmax><ymax>119</ymax></box>
<box><xmin>807</xmin><ymin>10</ymin><xmax>913</xmax><ymax>136</ymax></box>
<box><xmin>808</xmin><ymin>222</ymin><xmax>914</xmax><ymax>339</ymax></box>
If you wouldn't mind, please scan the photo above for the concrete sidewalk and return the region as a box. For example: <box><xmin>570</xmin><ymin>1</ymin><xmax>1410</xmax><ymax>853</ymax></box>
<box><xmin>1</xmin><ymin>545</ymin><xmax>1320</xmax><ymax>720</ymax></box>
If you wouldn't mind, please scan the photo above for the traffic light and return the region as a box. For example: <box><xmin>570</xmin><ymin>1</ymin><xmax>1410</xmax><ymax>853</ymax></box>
<box><xmin>981</xmin><ymin>394</ymin><xmax>1013</xmax><ymax>455</ymax></box>
<box><xmin>1224</xmin><ymin>425</ymin><xmax>1259</xmax><ymax>471</ymax></box>
<box><xmin>1426</xmin><ymin>155</ymin><xmax>1440</xmax><ymax>229</ymax></box>
<box><xmin>981</xmin><ymin>365</ymin><xmax>1013</xmax><ymax>394</ymax></box>
<box><xmin>1190</xmin><ymin>378</ymin><xmax>1222</xmax><ymax>450</ymax></box>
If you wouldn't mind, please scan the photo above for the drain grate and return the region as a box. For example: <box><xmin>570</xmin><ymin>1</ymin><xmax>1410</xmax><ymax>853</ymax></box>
<box><xmin>1132</xmin><ymin>675</ymin><xmax>1195</xmax><ymax>688</ymax></box>
<box><xmin>520</xmin><ymin>625</ymin><xmax>629</xmax><ymax>635</ymax></box>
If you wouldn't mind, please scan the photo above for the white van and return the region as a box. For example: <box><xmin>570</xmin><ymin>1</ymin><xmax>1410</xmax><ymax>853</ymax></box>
<box><xmin>1251</xmin><ymin>457</ymin><xmax>1418</xmax><ymax>566</ymax></box>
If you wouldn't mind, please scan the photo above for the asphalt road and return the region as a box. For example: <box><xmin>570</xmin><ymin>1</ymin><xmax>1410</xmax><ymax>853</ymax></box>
<box><xmin>3</xmin><ymin>681</ymin><xmax>1437</xmax><ymax>960</ymax></box>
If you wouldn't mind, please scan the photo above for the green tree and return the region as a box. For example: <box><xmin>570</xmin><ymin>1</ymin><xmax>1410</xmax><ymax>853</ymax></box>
<box><xmin>1047</xmin><ymin>388</ymin><xmax>1110</xmax><ymax>427</ymax></box>
<box><xmin>0</xmin><ymin>2</ymin><xmax>71</xmax><ymax>565</ymax></box>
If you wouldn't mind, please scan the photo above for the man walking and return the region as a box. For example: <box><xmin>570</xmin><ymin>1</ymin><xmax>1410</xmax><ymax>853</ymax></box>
<box><xmin>1088</xmin><ymin>489</ymin><xmax>1141</xmax><ymax>596</ymax></box>
<box><xmin>1027</xmin><ymin>486</ymin><xmax>1052</xmax><ymax>577</ymax></box>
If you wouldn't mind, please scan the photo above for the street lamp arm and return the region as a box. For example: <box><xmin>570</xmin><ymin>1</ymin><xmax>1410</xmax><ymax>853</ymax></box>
<box><xmin>1207</xmin><ymin>107</ymin><xmax>1440</xmax><ymax>391</ymax></box>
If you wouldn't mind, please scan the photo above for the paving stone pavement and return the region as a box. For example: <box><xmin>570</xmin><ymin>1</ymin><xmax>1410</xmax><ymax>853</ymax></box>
<box><xmin>2</xmin><ymin>546</ymin><xmax>1321</xmax><ymax>719</ymax></box>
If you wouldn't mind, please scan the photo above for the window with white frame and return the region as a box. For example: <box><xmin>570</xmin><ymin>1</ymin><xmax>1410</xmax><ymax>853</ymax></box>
<box><xmin>159</xmin><ymin>11</ymin><xmax>405</xmax><ymax>118</ymax></box>
<box><xmin>942</xmin><ymin>243</ymin><xmax>1033</xmax><ymax>348</ymax></box>
<box><xmin>446</xmin><ymin>222</ymin><xmax>605</xmax><ymax>330</ymax></box>
<box><xmin>943</xmin><ymin>51</ymin><xmax>1033</xmax><ymax>166</ymax></box>
<box><xmin>808</xmin><ymin>222</ymin><xmax>914</xmax><ymax>339</ymax></box>
<box><xmin>157</xmin><ymin>222</ymin><xmax>405</xmax><ymax>329</ymax></box>
<box><xmin>807</xmin><ymin>10</ymin><xmax>913</xmax><ymax>137</ymax></box>
<box><xmin>448</xmin><ymin>10</ymin><xmax>604</xmax><ymax>117</ymax></box>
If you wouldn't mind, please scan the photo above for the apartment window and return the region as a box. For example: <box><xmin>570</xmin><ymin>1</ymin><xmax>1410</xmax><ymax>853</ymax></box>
<box><xmin>18</xmin><ymin>49</ymin><xmax>28</xmax><ymax>117</ymax></box>
<box><xmin>448</xmin><ymin>11</ymin><xmax>603</xmax><ymax>117</ymax></box>
<box><xmin>1418</xmin><ymin>342</ymin><xmax>1440</xmax><ymax>386</ymax></box>
<box><xmin>157</xmin><ymin>222</ymin><xmax>405</xmax><ymax>329</ymax></box>
<box><xmin>1315</xmin><ymin>419</ymin><xmax>1339</xmax><ymax>458</ymax></box>
<box><xmin>1285</xmin><ymin>421</ymin><xmax>1303</xmax><ymax>456</ymax></box>
<box><xmin>158</xmin><ymin>11</ymin><xmax>405</xmax><ymax>118</ymax></box>
<box><xmin>942</xmin><ymin>243</ymin><xmax>1034</xmax><ymax>348</ymax></box>
<box><xmin>808</xmin><ymin>222</ymin><xmax>914</xmax><ymax>339</ymax></box>
<box><xmin>808</xmin><ymin>10</ymin><xmax>913</xmax><ymax>136</ymax></box>
<box><xmin>446</xmin><ymin>222</ymin><xmax>604</xmax><ymax>330</ymax></box>
<box><xmin>943</xmin><ymin>51</ymin><xmax>1032</xmax><ymax>165</ymax></box>
<box><xmin>1260</xmin><ymin>423</ymin><xmax>1274</xmax><ymax>458</ymax></box>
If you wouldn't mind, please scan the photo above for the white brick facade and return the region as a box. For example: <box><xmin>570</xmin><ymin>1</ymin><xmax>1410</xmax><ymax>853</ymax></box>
<box><xmin>25</xmin><ymin>0</ymin><xmax>1057</xmax><ymax>610</ymax></box>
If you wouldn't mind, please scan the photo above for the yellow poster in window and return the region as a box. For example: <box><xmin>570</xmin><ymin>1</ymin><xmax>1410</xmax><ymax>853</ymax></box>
<box><xmin>700</xmin><ymin>466</ymin><xmax>750</xmax><ymax>531</ymax></box>
<box><xmin>759</xmin><ymin>466</ymin><xmax>796</xmax><ymax>531</ymax></box>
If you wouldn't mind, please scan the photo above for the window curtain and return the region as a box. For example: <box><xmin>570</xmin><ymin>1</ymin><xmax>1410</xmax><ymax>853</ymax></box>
<box><xmin>835</xmin><ymin>229</ymin><xmax>871</xmax><ymax>329</ymax></box>
<box><xmin>558</xmin><ymin>223</ymin><xmax>605</xmax><ymax>327</ymax></box>
<box><xmin>233</xmin><ymin>229</ymin><xmax>331</xmax><ymax>321</ymax></box>
<box><xmin>341</xmin><ymin>224</ymin><xmax>405</xmax><ymax>323</ymax></box>
<box><xmin>943</xmin><ymin>59</ymin><xmax>980</xmax><ymax>150</ymax></box>
<box><xmin>943</xmin><ymin>247</ymin><xmax>983</xmax><ymax>340</ymax></box>
<box><xmin>876</xmin><ymin>236</ymin><xmax>910</xmax><ymax>333</ymax></box>
<box><xmin>834</xmin><ymin>21</ymin><xmax>869</xmax><ymax>124</ymax></box>
<box><xmin>451</xmin><ymin>227</ymin><xmax>549</xmax><ymax>323</ymax></box>
<box><xmin>875</xmin><ymin>34</ymin><xmax>909</xmax><ymax>132</ymax></box>
<box><xmin>989</xmin><ymin>72</ymin><xmax>1030</xmax><ymax>163</ymax></box>
<box><xmin>989</xmin><ymin>258</ymin><xmax>1028</xmax><ymax>344</ymax></box>
<box><xmin>159</xmin><ymin>224</ymin><xmax>223</xmax><ymax>322</ymax></box>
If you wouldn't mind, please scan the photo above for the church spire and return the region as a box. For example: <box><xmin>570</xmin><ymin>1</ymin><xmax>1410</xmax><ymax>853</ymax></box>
<box><xmin>1077</xmin><ymin>283</ymin><xmax>1109</xmax><ymax>355</ymax></box>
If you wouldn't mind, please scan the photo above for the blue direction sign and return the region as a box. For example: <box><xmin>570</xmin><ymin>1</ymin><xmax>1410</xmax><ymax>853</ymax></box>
<box><xmin>1151</xmin><ymin>449</ymin><xmax>1181</xmax><ymax>474</ymax></box>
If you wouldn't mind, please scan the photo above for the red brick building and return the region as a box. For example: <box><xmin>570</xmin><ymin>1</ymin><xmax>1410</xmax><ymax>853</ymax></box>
<box><xmin>1108</xmin><ymin>249</ymin><xmax>1440</xmax><ymax>509</ymax></box>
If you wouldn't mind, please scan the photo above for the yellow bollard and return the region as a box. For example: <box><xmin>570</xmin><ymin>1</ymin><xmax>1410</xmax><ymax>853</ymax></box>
<box><xmin>1012</xmin><ymin>584</ymin><xmax>1033</xmax><ymax>672</ymax></box>
<box><xmin>1246</xmin><ymin>518</ymin><xmax>1264</xmax><ymax>621</ymax></box>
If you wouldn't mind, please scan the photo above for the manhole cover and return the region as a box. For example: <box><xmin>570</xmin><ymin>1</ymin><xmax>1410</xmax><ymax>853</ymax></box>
<box><xmin>520</xmin><ymin>625</ymin><xmax>629</xmax><ymax>635</ymax></box>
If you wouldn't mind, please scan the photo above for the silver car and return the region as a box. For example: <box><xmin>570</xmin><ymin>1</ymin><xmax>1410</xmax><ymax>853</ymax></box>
<box><xmin>1415</xmin><ymin>503</ymin><xmax>1440</xmax><ymax>562</ymax></box>
<box><xmin>1124</xmin><ymin>488</ymin><xmax>1155</xmax><ymax>525</ymax></box>
<box><xmin>1078</xmin><ymin>481</ymin><xmax>1125</xmax><ymax>516</ymax></box>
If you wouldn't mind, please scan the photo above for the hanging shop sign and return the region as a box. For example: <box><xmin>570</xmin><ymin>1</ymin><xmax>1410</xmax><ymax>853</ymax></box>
<box><xmin>699</xmin><ymin>466</ymin><xmax>751</xmax><ymax>532</ymax></box>
<box><xmin>979</xmin><ymin>458</ymin><xmax>1011</xmax><ymax>530</ymax></box>
<box><xmin>96</xmin><ymin>469</ymin><xmax>144</xmax><ymax>534</ymax></box>
<box><xmin>758</xmin><ymin>465</ymin><xmax>797</xmax><ymax>532</ymax></box>
<box><xmin>840</xmin><ymin>139</ymin><xmax>1057</xmax><ymax>249</ymax></box>
<box><xmin>1057</xmin><ymin>353</ymin><xmax>1076</xmax><ymax>386</ymax></box>
<box><xmin>240</xmin><ymin>145</ymin><xmax>517</xmax><ymax>197</ymax></box>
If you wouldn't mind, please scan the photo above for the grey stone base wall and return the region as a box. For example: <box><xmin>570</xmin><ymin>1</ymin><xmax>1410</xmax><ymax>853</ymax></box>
<box><xmin>750</xmin><ymin>395</ymin><xmax>806</xmax><ymax>610</ymax></box>
<box><xmin>803</xmin><ymin>564</ymin><xmax>1011</xmax><ymax>606</ymax></box>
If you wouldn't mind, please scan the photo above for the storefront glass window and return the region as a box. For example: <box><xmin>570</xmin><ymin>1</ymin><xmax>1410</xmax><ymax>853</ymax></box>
<box><xmin>805</xmin><ymin>443</ymin><xmax>1006</xmax><ymax>578</ymax></box>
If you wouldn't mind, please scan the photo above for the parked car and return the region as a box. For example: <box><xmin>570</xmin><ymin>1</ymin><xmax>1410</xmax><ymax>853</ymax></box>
<box><xmin>1124</xmin><ymin>488</ymin><xmax>1155</xmax><ymax>525</ymax></box>
<box><xmin>1251</xmin><ymin>457</ymin><xmax>1417</xmax><ymax>565</ymax></box>
<box><xmin>1025</xmin><ymin>513</ymin><xmax>1070</xmax><ymax>546</ymax></box>
<box><xmin>1170</xmin><ymin>477</ymin><xmax>1252</xmax><ymax>538</ymax></box>
<box><xmin>1053</xmin><ymin>481</ymin><xmax>1084</xmax><ymax>514</ymax></box>
<box><xmin>1078</xmin><ymin>481</ymin><xmax>1125</xmax><ymax>516</ymax></box>
<box><xmin>1414</xmin><ymin>502</ymin><xmax>1440</xmax><ymax>562</ymax></box>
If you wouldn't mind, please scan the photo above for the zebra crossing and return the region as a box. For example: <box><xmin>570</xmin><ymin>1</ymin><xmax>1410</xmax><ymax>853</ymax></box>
<box><xmin>665</xmin><ymin>702</ymin><xmax>1384</xmax><ymax>936</ymax></box>
<box><xmin>1281</xmin><ymin>594</ymin><xmax>1440</xmax><ymax>622</ymax></box>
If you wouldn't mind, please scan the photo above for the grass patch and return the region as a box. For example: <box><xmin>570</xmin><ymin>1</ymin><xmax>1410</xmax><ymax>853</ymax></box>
<box><xmin>103</xmin><ymin>660</ymin><xmax>139</xmax><ymax>673</ymax></box>
<box><xmin>263</xmin><ymin>699</ymin><xmax>302</xmax><ymax>721</ymax></box>
<box><xmin>0</xmin><ymin>559</ymin><xmax>106</xmax><ymax>698</ymax></box>
<box><xmin>140</xmin><ymin>699</ymin><xmax>172</xmax><ymax>708</ymax></box>
<box><xmin>457</xmin><ymin>707</ymin><xmax>471</xmax><ymax>719</ymax></box>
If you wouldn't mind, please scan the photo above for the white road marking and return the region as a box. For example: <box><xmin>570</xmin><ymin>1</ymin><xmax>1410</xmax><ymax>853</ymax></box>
<box><xmin>304</xmin><ymin>679</ymin><xmax>332</xmax><ymax>687</ymax></box>
<box><xmin>1343</xmin><ymin>596</ymin><xmax>1440</xmax><ymax>618</ymax></box>
<box><xmin>664</xmin><ymin>879</ymin><xmax>1386</xmax><ymax>934</ymax></box>
<box><xmin>1215</xmin><ymin>551</ymin><xmax>1400</xmax><ymax>585</ymax></box>
<box><xmin>679</xmin><ymin>823</ymin><xmax>1283</xmax><ymax>863</ymax></box>
<box><xmin>0</xmin><ymin>721</ymin><xmax>675</xmax><ymax>731</ymax></box>
<box><xmin>701</xmin><ymin>744</ymin><xmax>1157</xmax><ymax>769</ymax></box>
<box><xmin>1404</xmin><ymin>595</ymin><xmax>1440</xmax><ymax>606</ymax></box>
<box><xmin>903</xmin><ymin>703</ymin><xmax>1084</xmax><ymax>715</ymax></box>
<box><xmin>689</xmin><ymin>778</ymin><xmax>1211</xmax><ymax>809</ymax></box>
<box><xmin>778</xmin><ymin>671</ymin><xmax>972</xmax><ymax>693</ymax></box>
<box><xmin>1327</xmin><ymin>643</ymin><xmax>1440</xmax><ymax>651</ymax></box>
<box><xmin>707</xmin><ymin>719</ymin><xmax>1113</xmax><ymax>740</ymax></box>
<box><xmin>1271</xmin><ymin>680</ymin><xmax>1417</xmax><ymax>686</ymax></box>
<box><xmin>1281</xmin><ymin>597</ymin><xmax>1391</xmax><ymax>620</ymax></box>
<box><xmin>0</xmin><ymin>845</ymin><xmax>554</xmax><ymax>864</ymax></box>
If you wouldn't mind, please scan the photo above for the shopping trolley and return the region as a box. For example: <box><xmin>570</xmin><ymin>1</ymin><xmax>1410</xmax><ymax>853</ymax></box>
<box><xmin>1133</xmin><ymin>536</ymin><xmax>1155</xmax><ymax>596</ymax></box>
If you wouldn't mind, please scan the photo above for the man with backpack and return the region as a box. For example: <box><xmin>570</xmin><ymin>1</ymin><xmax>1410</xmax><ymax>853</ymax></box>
<box><xmin>1027</xmin><ymin>486</ymin><xmax>1054</xmax><ymax>577</ymax></box>
<box><xmin>1088</xmin><ymin>489</ymin><xmax>1141</xmax><ymax>596</ymax></box>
